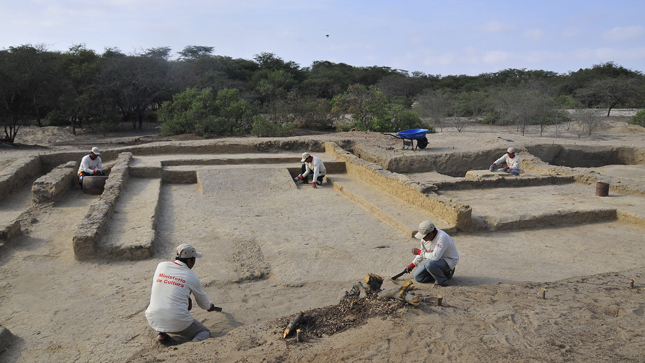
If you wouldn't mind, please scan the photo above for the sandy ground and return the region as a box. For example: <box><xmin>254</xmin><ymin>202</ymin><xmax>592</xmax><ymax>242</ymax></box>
<box><xmin>1</xmin><ymin>114</ymin><xmax>645</xmax><ymax>362</ymax></box>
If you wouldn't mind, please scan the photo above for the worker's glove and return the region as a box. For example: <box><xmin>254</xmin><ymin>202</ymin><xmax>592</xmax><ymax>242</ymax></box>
<box><xmin>294</xmin><ymin>175</ymin><xmax>302</xmax><ymax>181</ymax></box>
<box><xmin>489</xmin><ymin>164</ymin><xmax>495</xmax><ymax>171</ymax></box>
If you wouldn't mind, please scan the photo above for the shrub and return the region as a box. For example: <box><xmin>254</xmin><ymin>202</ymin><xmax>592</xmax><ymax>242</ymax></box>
<box><xmin>251</xmin><ymin>115</ymin><xmax>295</xmax><ymax>137</ymax></box>
<box><xmin>159</xmin><ymin>87</ymin><xmax>254</xmax><ymax>137</ymax></box>
<box><xmin>44</xmin><ymin>110</ymin><xmax>70</xmax><ymax>126</ymax></box>
<box><xmin>628</xmin><ymin>109</ymin><xmax>645</xmax><ymax>127</ymax></box>
<box><xmin>391</xmin><ymin>111</ymin><xmax>428</xmax><ymax>132</ymax></box>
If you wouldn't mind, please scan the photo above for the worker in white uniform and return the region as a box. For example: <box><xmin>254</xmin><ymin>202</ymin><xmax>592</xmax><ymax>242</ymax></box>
<box><xmin>403</xmin><ymin>220</ymin><xmax>459</xmax><ymax>287</ymax></box>
<box><xmin>294</xmin><ymin>152</ymin><xmax>326</xmax><ymax>189</ymax></box>
<box><xmin>145</xmin><ymin>244</ymin><xmax>220</xmax><ymax>343</ymax></box>
<box><xmin>489</xmin><ymin>147</ymin><xmax>520</xmax><ymax>175</ymax></box>
<box><xmin>78</xmin><ymin>147</ymin><xmax>105</xmax><ymax>186</ymax></box>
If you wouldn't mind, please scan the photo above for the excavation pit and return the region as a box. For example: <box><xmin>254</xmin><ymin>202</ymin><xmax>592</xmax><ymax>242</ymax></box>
<box><xmin>2</xmin><ymin>128</ymin><xmax>645</xmax><ymax>362</ymax></box>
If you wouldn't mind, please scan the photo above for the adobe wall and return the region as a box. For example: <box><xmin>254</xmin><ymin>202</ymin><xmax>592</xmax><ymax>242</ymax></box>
<box><xmin>325</xmin><ymin>142</ymin><xmax>473</xmax><ymax>231</ymax></box>
<box><xmin>31</xmin><ymin>161</ymin><xmax>77</xmax><ymax>204</ymax></box>
<box><xmin>73</xmin><ymin>152</ymin><xmax>132</xmax><ymax>260</ymax></box>
<box><xmin>0</xmin><ymin>156</ymin><xmax>41</xmax><ymax>203</ymax></box>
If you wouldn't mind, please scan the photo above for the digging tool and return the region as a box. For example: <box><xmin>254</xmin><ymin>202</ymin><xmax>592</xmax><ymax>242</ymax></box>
<box><xmin>498</xmin><ymin>136</ymin><xmax>514</xmax><ymax>142</ymax></box>
<box><xmin>391</xmin><ymin>270</ymin><xmax>408</xmax><ymax>281</ymax></box>
<box><xmin>283</xmin><ymin>311</ymin><xmax>304</xmax><ymax>338</ymax></box>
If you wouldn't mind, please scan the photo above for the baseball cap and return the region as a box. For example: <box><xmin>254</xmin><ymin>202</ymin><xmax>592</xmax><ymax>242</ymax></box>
<box><xmin>301</xmin><ymin>152</ymin><xmax>311</xmax><ymax>162</ymax></box>
<box><xmin>415</xmin><ymin>220</ymin><xmax>436</xmax><ymax>239</ymax></box>
<box><xmin>91</xmin><ymin>147</ymin><xmax>101</xmax><ymax>155</ymax></box>
<box><xmin>507</xmin><ymin>147</ymin><xmax>515</xmax><ymax>153</ymax></box>
<box><xmin>175</xmin><ymin>244</ymin><xmax>203</xmax><ymax>259</ymax></box>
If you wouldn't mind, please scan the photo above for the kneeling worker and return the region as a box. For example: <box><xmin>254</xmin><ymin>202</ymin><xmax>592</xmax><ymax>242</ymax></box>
<box><xmin>145</xmin><ymin>244</ymin><xmax>220</xmax><ymax>343</ymax></box>
<box><xmin>294</xmin><ymin>152</ymin><xmax>326</xmax><ymax>189</ymax></box>
<box><xmin>78</xmin><ymin>147</ymin><xmax>105</xmax><ymax>186</ymax></box>
<box><xmin>403</xmin><ymin>220</ymin><xmax>459</xmax><ymax>287</ymax></box>
<box><xmin>489</xmin><ymin>147</ymin><xmax>520</xmax><ymax>175</ymax></box>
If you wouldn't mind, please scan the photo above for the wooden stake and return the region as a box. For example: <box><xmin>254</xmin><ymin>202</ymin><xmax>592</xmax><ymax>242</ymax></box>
<box><xmin>436</xmin><ymin>295</ymin><xmax>443</xmax><ymax>306</ymax></box>
<box><xmin>541</xmin><ymin>288</ymin><xmax>546</xmax><ymax>299</ymax></box>
<box><xmin>615</xmin><ymin>308</ymin><xmax>620</xmax><ymax>318</ymax></box>
<box><xmin>296</xmin><ymin>329</ymin><xmax>303</xmax><ymax>342</ymax></box>
<box><xmin>630</xmin><ymin>278</ymin><xmax>635</xmax><ymax>288</ymax></box>
<box><xmin>283</xmin><ymin>311</ymin><xmax>304</xmax><ymax>339</ymax></box>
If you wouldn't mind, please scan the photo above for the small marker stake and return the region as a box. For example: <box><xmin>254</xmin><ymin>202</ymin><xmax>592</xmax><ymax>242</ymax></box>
<box><xmin>296</xmin><ymin>329</ymin><xmax>303</xmax><ymax>342</ymax></box>
<box><xmin>436</xmin><ymin>295</ymin><xmax>443</xmax><ymax>306</ymax></box>
<box><xmin>541</xmin><ymin>288</ymin><xmax>547</xmax><ymax>299</ymax></box>
<box><xmin>630</xmin><ymin>278</ymin><xmax>635</xmax><ymax>288</ymax></box>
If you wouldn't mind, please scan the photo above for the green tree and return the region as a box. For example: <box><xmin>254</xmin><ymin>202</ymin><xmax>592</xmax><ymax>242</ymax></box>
<box><xmin>101</xmin><ymin>54</ymin><xmax>171</xmax><ymax>129</ymax></box>
<box><xmin>178</xmin><ymin>46</ymin><xmax>215</xmax><ymax>60</ymax></box>
<box><xmin>54</xmin><ymin>44</ymin><xmax>103</xmax><ymax>134</ymax></box>
<box><xmin>159</xmin><ymin>87</ymin><xmax>254</xmax><ymax>137</ymax></box>
<box><xmin>0</xmin><ymin>44</ymin><xmax>62</xmax><ymax>142</ymax></box>
<box><xmin>576</xmin><ymin>76</ymin><xmax>644</xmax><ymax>116</ymax></box>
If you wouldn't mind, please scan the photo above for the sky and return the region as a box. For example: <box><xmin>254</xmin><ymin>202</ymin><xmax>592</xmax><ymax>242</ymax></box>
<box><xmin>1</xmin><ymin>0</ymin><xmax>644</xmax><ymax>76</ymax></box>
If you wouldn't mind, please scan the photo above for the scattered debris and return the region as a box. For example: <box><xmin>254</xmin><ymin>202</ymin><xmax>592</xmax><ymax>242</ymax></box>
<box><xmin>276</xmin><ymin>274</ymin><xmax>414</xmax><ymax>342</ymax></box>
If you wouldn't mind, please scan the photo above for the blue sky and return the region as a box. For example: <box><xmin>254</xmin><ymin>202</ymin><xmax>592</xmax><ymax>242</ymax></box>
<box><xmin>1</xmin><ymin>0</ymin><xmax>644</xmax><ymax>76</ymax></box>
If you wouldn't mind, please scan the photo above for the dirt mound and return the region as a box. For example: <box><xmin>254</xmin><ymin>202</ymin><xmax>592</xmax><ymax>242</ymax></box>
<box><xmin>278</xmin><ymin>294</ymin><xmax>407</xmax><ymax>343</ymax></box>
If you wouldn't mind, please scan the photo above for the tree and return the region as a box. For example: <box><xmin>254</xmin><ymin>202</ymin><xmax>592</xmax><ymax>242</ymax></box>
<box><xmin>0</xmin><ymin>44</ymin><xmax>62</xmax><ymax>142</ymax></box>
<box><xmin>101</xmin><ymin>54</ymin><xmax>171</xmax><ymax>129</ymax></box>
<box><xmin>495</xmin><ymin>82</ymin><xmax>562</xmax><ymax>136</ymax></box>
<box><xmin>413</xmin><ymin>90</ymin><xmax>456</xmax><ymax>132</ymax></box>
<box><xmin>159</xmin><ymin>87</ymin><xmax>254</xmax><ymax>137</ymax></box>
<box><xmin>54</xmin><ymin>44</ymin><xmax>103</xmax><ymax>135</ymax></box>
<box><xmin>576</xmin><ymin>76</ymin><xmax>644</xmax><ymax>116</ymax></box>
<box><xmin>178</xmin><ymin>46</ymin><xmax>214</xmax><ymax>60</ymax></box>
<box><xmin>572</xmin><ymin>108</ymin><xmax>603</xmax><ymax>138</ymax></box>
<box><xmin>144</xmin><ymin>46</ymin><xmax>172</xmax><ymax>60</ymax></box>
<box><xmin>376</xmin><ymin>74</ymin><xmax>428</xmax><ymax>105</ymax></box>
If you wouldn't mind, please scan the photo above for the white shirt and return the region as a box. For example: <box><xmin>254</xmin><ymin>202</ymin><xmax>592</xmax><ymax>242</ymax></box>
<box><xmin>302</xmin><ymin>156</ymin><xmax>326</xmax><ymax>182</ymax></box>
<box><xmin>78</xmin><ymin>154</ymin><xmax>103</xmax><ymax>174</ymax></box>
<box><xmin>494</xmin><ymin>154</ymin><xmax>520</xmax><ymax>171</ymax></box>
<box><xmin>145</xmin><ymin>261</ymin><xmax>213</xmax><ymax>332</ymax></box>
<box><xmin>411</xmin><ymin>230</ymin><xmax>459</xmax><ymax>270</ymax></box>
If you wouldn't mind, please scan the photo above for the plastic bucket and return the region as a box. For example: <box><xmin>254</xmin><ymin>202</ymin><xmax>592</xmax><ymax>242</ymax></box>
<box><xmin>595</xmin><ymin>182</ymin><xmax>609</xmax><ymax>197</ymax></box>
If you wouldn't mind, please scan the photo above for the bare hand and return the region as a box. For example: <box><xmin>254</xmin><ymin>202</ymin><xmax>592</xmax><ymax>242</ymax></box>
<box><xmin>412</xmin><ymin>248</ymin><xmax>420</xmax><ymax>255</ymax></box>
<box><xmin>404</xmin><ymin>265</ymin><xmax>414</xmax><ymax>273</ymax></box>
<box><xmin>312</xmin><ymin>183</ymin><xmax>317</xmax><ymax>189</ymax></box>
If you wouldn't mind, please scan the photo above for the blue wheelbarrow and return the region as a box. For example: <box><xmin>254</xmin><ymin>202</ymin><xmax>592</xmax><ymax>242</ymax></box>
<box><xmin>385</xmin><ymin>128</ymin><xmax>429</xmax><ymax>151</ymax></box>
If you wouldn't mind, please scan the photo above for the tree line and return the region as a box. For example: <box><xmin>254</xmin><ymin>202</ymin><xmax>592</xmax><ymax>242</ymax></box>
<box><xmin>1</xmin><ymin>43</ymin><xmax>644</xmax><ymax>142</ymax></box>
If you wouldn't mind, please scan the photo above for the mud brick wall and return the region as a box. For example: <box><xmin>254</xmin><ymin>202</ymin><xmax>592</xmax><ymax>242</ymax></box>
<box><xmin>325</xmin><ymin>142</ymin><xmax>473</xmax><ymax>231</ymax></box>
<box><xmin>0</xmin><ymin>156</ymin><xmax>41</xmax><ymax>203</ymax></box>
<box><xmin>31</xmin><ymin>161</ymin><xmax>77</xmax><ymax>204</ymax></box>
<box><xmin>73</xmin><ymin>152</ymin><xmax>132</xmax><ymax>260</ymax></box>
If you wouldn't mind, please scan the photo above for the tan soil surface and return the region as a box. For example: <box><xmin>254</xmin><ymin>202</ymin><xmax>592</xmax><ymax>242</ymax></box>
<box><xmin>1</xmin><ymin>113</ymin><xmax>645</xmax><ymax>362</ymax></box>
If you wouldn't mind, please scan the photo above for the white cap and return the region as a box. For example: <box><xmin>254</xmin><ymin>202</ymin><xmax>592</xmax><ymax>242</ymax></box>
<box><xmin>301</xmin><ymin>152</ymin><xmax>311</xmax><ymax>162</ymax></box>
<box><xmin>91</xmin><ymin>147</ymin><xmax>101</xmax><ymax>155</ymax></box>
<box><xmin>415</xmin><ymin>220</ymin><xmax>436</xmax><ymax>240</ymax></box>
<box><xmin>507</xmin><ymin>147</ymin><xmax>515</xmax><ymax>153</ymax></box>
<box><xmin>175</xmin><ymin>244</ymin><xmax>203</xmax><ymax>259</ymax></box>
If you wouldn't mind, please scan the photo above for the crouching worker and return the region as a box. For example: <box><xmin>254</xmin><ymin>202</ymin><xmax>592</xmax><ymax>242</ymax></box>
<box><xmin>145</xmin><ymin>244</ymin><xmax>220</xmax><ymax>343</ymax></box>
<box><xmin>78</xmin><ymin>147</ymin><xmax>105</xmax><ymax>186</ymax></box>
<box><xmin>489</xmin><ymin>147</ymin><xmax>520</xmax><ymax>175</ymax></box>
<box><xmin>293</xmin><ymin>152</ymin><xmax>326</xmax><ymax>189</ymax></box>
<box><xmin>404</xmin><ymin>220</ymin><xmax>459</xmax><ymax>287</ymax></box>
